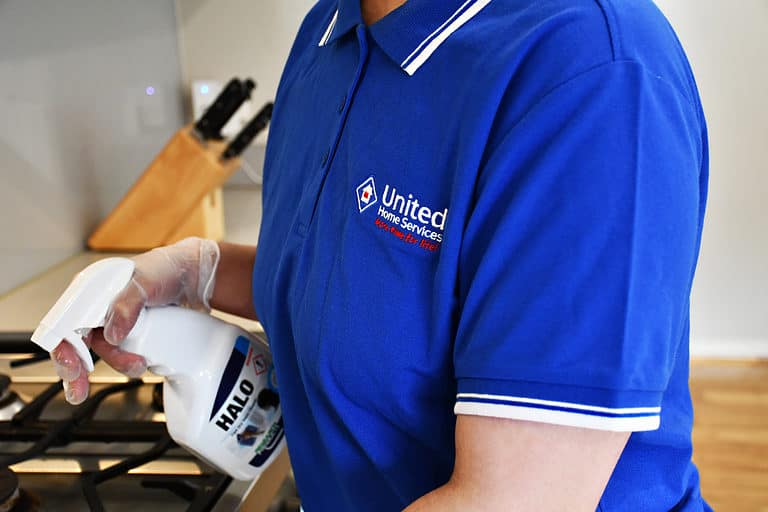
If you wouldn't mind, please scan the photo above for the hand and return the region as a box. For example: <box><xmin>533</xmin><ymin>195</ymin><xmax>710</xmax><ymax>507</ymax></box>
<box><xmin>51</xmin><ymin>328</ymin><xmax>146</xmax><ymax>404</ymax></box>
<box><xmin>50</xmin><ymin>237</ymin><xmax>221</xmax><ymax>404</ymax></box>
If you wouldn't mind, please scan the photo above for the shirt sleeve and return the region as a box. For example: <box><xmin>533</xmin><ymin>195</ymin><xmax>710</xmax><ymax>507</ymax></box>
<box><xmin>453</xmin><ymin>61</ymin><xmax>705</xmax><ymax>432</ymax></box>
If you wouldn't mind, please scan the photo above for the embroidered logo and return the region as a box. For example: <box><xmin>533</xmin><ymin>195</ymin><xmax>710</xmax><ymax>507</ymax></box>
<box><xmin>354</xmin><ymin>176</ymin><xmax>449</xmax><ymax>254</ymax></box>
<box><xmin>355</xmin><ymin>176</ymin><xmax>378</xmax><ymax>213</ymax></box>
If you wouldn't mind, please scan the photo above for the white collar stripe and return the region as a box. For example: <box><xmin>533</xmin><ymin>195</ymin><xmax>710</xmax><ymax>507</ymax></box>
<box><xmin>402</xmin><ymin>0</ymin><xmax>493</xmax><ymax>75</ymax></box>
<box><xmin>318</xmin><ymin>9</ymin><xmax>339</xmax><ymax>47</ymax></box>
<box><xmin>400</xmin><ymin>0</ymin><xmax>476</xmax><ymax>69</ymax></box>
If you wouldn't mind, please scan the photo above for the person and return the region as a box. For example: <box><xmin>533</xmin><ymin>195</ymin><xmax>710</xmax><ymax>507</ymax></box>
<box><xmin>51</xmin><ymin>0</ymin><xmax>712</xmax><ymax>510</ymax></box>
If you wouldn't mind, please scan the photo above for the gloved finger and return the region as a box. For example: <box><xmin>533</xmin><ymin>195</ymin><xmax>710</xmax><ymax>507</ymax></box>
<box><xmin>62</xmin><ymin>365</ymin><xmax>90</xmax><ymax>405</ymax></box>
<box><xmin>51</xmin><ymin>340</ymin><xmax>83</xmax><ymax>382</ymax></box>
<box><xmin>104</xmin><ymin>280</ymin><xmax>147</xmax><ymax>345</ymax></box>
<box><xmin>89</xmin><ymin>328</ymin><xmax>146</xmax><ymax>378</ymax></box>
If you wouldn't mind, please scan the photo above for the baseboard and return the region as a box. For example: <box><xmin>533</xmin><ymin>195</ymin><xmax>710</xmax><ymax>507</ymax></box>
<box><xmin>690</xmin><ymin>338</ymin><xmax>768</xmax><ymax>359</ymax></box>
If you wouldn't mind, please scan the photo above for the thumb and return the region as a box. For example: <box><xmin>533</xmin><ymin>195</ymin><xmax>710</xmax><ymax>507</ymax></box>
<box><xmin>103</xmin><ymin>279</ymin><xmax>147</xmax><ymax>345</ymax></box>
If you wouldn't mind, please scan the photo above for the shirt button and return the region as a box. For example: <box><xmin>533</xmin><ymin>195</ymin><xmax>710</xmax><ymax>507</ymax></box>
<box><xmin>321</xmin><ymin>150</ymin><xmax>329</xmax><ymax>166</ymax></box>
<box><xmin>338</xmin><ymin>95</ymin><xmax>347</xmax><ymax>113</ymax></box>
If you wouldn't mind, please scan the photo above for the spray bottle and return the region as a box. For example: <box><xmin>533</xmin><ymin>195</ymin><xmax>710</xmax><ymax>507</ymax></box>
<box><xmin>29</xmin><ymin>257</ymin><xmax>284</xmax><ymax>481</ymax></box>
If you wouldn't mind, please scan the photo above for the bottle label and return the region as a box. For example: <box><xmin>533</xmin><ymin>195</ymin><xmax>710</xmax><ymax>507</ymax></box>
<box><xmin>209</xmin><ymin>335</ymin><xmax>284</xmax><ymax>469</ymax></box>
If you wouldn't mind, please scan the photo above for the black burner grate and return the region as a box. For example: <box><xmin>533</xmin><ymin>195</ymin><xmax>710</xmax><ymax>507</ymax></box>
<box><xmin>0</xmin><ymin>343</ymin><xmax>233</xmax><ymax>512</ymax></box>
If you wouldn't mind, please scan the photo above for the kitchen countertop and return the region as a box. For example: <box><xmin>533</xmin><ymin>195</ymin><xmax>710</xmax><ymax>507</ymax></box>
<box><xmin>0</xmin><ymin>185</ymin><xmax>264</xmax><ymax>338</ymax></box>
<box><xmin>0</xmin><ymin>251</ymin><xmax>263</xmax><ymax>337</ymax></box>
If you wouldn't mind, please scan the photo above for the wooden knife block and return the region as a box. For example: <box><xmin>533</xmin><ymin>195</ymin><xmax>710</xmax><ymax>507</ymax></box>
<box><xmin>166</xmin><ymin>187</ymin><xmax>225</xmax><ymax>244</ymax></box>
<box><xmin>88</xmin><ymin>126</ymin><xmax>240</xmax><ymax>251</ymax></box>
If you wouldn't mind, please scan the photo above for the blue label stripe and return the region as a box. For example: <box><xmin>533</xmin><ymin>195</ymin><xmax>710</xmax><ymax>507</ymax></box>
<box><xmin>456</xmin><ymin>397</ymin><xmax>659</xmax><ymax>419</ymax></box>
<box><xmin>209</xmin><ymin>338</ymin><xmax>248</xmax><ymax>420</ymax></box>
<box><xmin>234</xmin><ymin>335</ymin><xmax>250</xmax><ymax>355</ymax></box>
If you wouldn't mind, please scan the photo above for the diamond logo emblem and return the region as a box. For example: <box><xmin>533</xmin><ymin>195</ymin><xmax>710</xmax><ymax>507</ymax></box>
<box><xmin>355</xmin><ymin>176</ymin><xmax>378</xmax><ymax>213</ymax></box>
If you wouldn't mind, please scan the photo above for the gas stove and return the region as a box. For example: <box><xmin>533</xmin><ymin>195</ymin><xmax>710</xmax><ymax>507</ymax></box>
<box><xmin>0</xmin><ymin>337</ymin><xmax>296</xmax><ymax>512</ymax></box>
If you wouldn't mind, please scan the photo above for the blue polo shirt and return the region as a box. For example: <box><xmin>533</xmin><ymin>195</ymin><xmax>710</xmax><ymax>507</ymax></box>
<box><xmin>252</xmin><ymin>0</ymin><xmax>711</xmax><ymax>510</ymax></box>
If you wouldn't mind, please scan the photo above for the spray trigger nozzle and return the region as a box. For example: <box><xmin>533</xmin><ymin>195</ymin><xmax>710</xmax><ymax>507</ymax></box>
<box><xmin>31</xmin><ymin>258</ymin><xmax>136</xmax><ymax>373</ymax></box>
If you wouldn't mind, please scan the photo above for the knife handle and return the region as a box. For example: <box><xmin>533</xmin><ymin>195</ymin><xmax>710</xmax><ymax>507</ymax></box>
<box><xmin>222</xmin><ymin>102</ymin><xmax>274</xmax><ymax>159</ymax></box>
<box><xmin>194</xmin><ymin>78</ymin><xmax>256</xmax><ymax>140</ymax></box>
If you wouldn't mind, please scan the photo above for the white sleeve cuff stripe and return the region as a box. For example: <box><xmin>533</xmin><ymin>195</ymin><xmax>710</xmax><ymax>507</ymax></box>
<box><xmin>456</xmin><ymin>393</ymin><xmax>661</xmax><ymax>415</ymax></box>
<box><xmin>454</xmin><ymin>402</ymin><xmax>661</xmax><ymax>432</ymax></box>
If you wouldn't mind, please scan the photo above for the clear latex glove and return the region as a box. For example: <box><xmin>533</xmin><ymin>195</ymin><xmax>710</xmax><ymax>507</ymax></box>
<box><xmin>102</xmin><ymin>237</ymin><xmax>221</xmax><ymax>345</ymax></box>
<box><xmin>51</xmin><ymin>237</ymin><xmax>220</xmax><ymax>404</ymax></box>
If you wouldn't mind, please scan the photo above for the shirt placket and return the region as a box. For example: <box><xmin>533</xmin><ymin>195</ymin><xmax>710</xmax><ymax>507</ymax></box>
<box><xmin>295</xmin><ymin>24</ymin><xmax>370</xmax><ymax>236</ymax></box>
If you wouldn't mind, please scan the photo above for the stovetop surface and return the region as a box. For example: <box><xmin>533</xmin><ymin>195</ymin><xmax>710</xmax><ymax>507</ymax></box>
<box><xmin>16</xmin><ymin>473</ymin><xmax>247</xmax><ymax>512</ymax></box>
<box><xmin>0</xmin><ymin>348</ymin><xmax>254</xmax><ymax>511</ymax></box>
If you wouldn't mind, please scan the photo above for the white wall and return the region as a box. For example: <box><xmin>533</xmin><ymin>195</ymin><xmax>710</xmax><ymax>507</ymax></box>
<box><xmin>0</xmin><ymin>0</ymin><xmax>185</xmax><ymax>295</ymax></box>
<box><xmin>653</xmin><ymin>1</ymin><xmax>768</xmax><ymax>357</ymax></box>
<box><xmin>0</xmin><ymin>0</ymin><xmax>311</xmax><ymax>296</ymax></box>
<box><xmin>174</xmin><ymin>0</ymin><xmax>315</xmax><ymax>184</ymax></box>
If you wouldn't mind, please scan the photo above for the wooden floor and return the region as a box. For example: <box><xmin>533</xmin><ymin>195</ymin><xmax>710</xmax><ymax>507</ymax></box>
<box><xmin>691</xmin><ymin>359</ymin><xmax>768</xmax><ymax>511</ymax></box>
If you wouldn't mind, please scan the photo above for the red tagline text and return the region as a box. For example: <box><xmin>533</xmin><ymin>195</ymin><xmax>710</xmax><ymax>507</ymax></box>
<box><xmin>374</xmin><ymin>218</ymin><xmax>440</xmax><ymax>253</ymax></box>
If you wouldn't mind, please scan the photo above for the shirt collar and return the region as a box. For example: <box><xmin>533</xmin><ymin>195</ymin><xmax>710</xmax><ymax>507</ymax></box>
<box><xmin>318</xmin><ymin>0</ymin><xmax>361</xmax><ymax>48</ymax></box>
<box><xmin>318</xmin><ymin>0</ymin><xmax>493</xmax><ymax>76</ymax></box>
